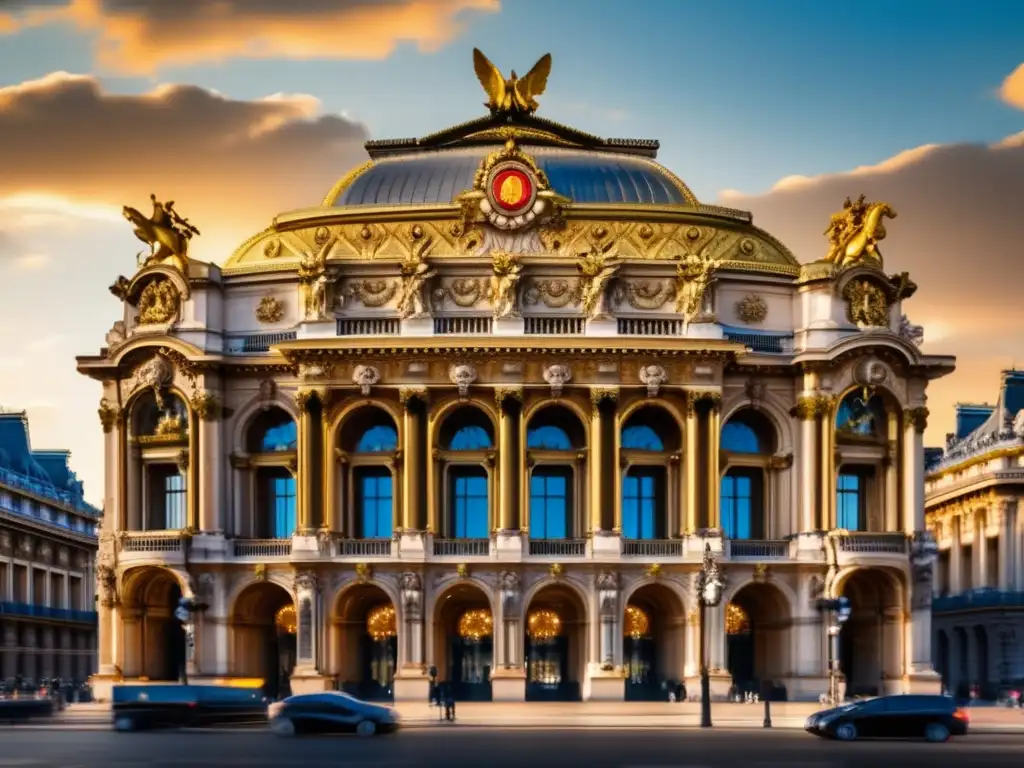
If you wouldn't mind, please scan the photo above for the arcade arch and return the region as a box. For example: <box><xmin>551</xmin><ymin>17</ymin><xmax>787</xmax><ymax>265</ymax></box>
<box><xmin>525</xmin><ymin>584</ymin><xmax>587</xmax><ymax>702</ymax></box>
<box><xmin>229</xmin><ymin>581</ymin><xmax>295</xmax><ymax>699</ymax></box>
<box><xmin>726</xmin><ymin>582</ymin><xmax>792</xmax><ymax>699</ymax></box>
<box><xmin>433</xmin><ymin>582</ymin><xmax>494</xmax><ymax>701</ymax></box>
<box><xmin>333</xmin><ymin>583</ymin><xmax>397</xmax><ymax>701</ymax></box>
<box><xmin>623</xmin><ymin>583</ymin><xmax>686</xmax><ymax>700</ymax></box>
<box><xmin>120</xmin><ymin>567</ymin><xmax>185</xmax><ymax>681</ymax></box>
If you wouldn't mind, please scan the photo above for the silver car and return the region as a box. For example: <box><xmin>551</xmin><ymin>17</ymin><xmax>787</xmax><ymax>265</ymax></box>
<box><xmin>267</xmin><ymin>692</ymin><xmax>400</xmax><ymax>737</ymax></box>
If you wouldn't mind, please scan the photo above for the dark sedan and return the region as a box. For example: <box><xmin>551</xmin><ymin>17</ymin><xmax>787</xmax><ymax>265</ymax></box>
<box><xmin>112</xmin><ymin>684</ymin><xmax>267</xmax><ymax>732</ymax></box>
<box><xmin>267</xmin><ymin>691</ymin><xmax>401</xmax><ymax>737</ymax></box>
<box><xmin>805</xmin><ymin>694</ymin><xmax>969</xmax><ymax>742</ymax></box>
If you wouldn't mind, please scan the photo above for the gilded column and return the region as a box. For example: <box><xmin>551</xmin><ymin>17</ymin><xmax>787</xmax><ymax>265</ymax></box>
<box><xmin>295</xmin><ymin>390</ymin><xmax>321</xmax><ymax>535</ymax></box>
<box><xmin>705</xmin><ymin>396</ymin><xmax>722</xmax><ymax>530</ymax></box>
<box><xmin>793</xmin><ymin>393</ymin><xmax>827</xmax><ymax>532</ymax></box>
<box><xmin>321</xmin><ymin>409</ymin><xmax>336</xmax><ymax>533</ymax></box>
<box><xmin>589</xmin><ymin>388</ymin><xmax>618</xmax><ymax>533</ymax></box>
<box><xmin>191</xmin><ymin>388</ymin><xmax>223</xmax><ymax>532</ymax></box>
<box><xmin>902</xmin><ymin>406</ymin><xmax>928</xmax><ymax>534</ymax></box>
<box><xmin>401</xmin><ymin>388</ymin><xmax>428</xmax><ymax>531</ymax></box>
<box><xmin>683</xmin><ymin>396</ymin><xmax>698</xmax><ymax>535</ymax></box>
<box><xmin>819</xmin><ymin>401</ymin><xmax>836</xmax><ymax>531</ymax></box>
<box><xmin>496</xmin><ymin>388</ymin><xmax>523</xmax><ymax>532</ymax></box>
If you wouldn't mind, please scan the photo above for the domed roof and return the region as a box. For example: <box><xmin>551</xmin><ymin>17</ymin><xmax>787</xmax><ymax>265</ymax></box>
<box><xmin>328</xmin><ymin>145</ymin><xmax>696</xmax><ymax>208</ymax></box>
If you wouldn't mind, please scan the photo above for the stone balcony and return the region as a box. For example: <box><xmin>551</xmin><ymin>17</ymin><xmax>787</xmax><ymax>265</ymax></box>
<box><xmin>109</xmin><ymin>529</ymin><xmax>913</xmax><ymax>569</ymax></box>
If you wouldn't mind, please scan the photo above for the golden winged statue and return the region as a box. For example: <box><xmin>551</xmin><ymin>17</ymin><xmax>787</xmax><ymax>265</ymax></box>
<box><xmin>473</xmin><ymin>48</ymin><xmax>552</xmax><ymax>116</ymax></box>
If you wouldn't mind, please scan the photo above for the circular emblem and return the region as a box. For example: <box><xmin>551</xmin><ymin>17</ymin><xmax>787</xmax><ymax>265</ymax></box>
<box><xmin>482</xmin><ymin>161</ymin><xmax>541</xmax><ymax>230</ymax></box>
<box><xmin>491</xmin><ymin>167</ymin><xmax>533</xmax><ymax>212</ymax></box>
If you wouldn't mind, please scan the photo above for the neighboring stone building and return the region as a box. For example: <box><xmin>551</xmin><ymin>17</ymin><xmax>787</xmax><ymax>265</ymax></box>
<box><xmin>0</xmin><ymin>411</ymin><xmax>100</xmax><ymax>685</ymax></box>
<box><xmin>78</xmin><ymin>52</ymin><xmax>954</xmax><ymax>703</ymax></box>
<box><xmin>927</xmin><ymin>370</ymin><xmax>1024</xmax><ymax>697</ymax></box>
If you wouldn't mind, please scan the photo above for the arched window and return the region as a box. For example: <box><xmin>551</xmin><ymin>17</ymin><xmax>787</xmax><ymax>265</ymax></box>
<box><xmin>130</xmin><ymin>391</ymin><xmax>190</xmax><ymax>532</ymax></box>
<box><xmin>526</xmin><ymin>405</ymin><xmax>585</xmax><ymax>541</ymax></box>
<box><xmin>527</xmin><ymin>425</ymin><xmax>572</xmax><ymax>451</ymax></box>
<box><xmin>719</xmin><ymin>409</ymin><xmax>775</xmax><ymax>540</ymax></box>
<box><xmin>247</xmin><ymin>408</ymin><xmax>297</xmax><ymax>453</ymax></box>
<box><xmin>439</xmin><ymin>408</ymin><xmax>495</xmax><ymax>539</ymax></box>
<box><xmin>837</xmin><ymin>467</ymin><xmax>872</xmax><ymax>531</ymax></box>
<box><xmin>355</xmin><ymin>424</ymin><xmax>399</xmax><ymax>453</ymax></box>
<box><xmin>620</xmin><ymin>408</ymin><xmax>679</xmax><ymax>541</ymax></box>
<box><xmin>340</xmin><ymin>409</ymin><xmax>400</xmax><ymax>540</ymax></box>
<box><xmin>244</xmin><ymin>407</ymin><xmax>298</xmax><ymax>539</ymax></box>
<box><xmin>835</xmin><ymin>391</ymin><xmax>887</xmax><ymax>441</ymax></box>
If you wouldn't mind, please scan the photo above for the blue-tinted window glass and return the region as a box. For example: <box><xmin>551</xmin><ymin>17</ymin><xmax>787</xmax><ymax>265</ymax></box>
<box><xmin>529</xmin><ymin>467</ymin><xmax>571</xmax><ymax>538</ymax></box>
<box><xmin>622</xmin><ymin>468</ymin><xmax>662</xmax><ymax>539</ymax></box>
<box><xmin>164</xmin><ymin>473</ymin><xmax>186</xmax><ymax>530</ymax></box>
<box><xmin>835</xmin><ymin>394</ymin><xmax>885</xmax><ymax>438</ymax></box>
<box><xmin>451</xmin><ymin>468</ymin><xmax>489</xmax><ymax>538</ymax></box>
<box><xmin>270</xmin><ymin>475</ymin><xmax>296</xmax><ymax>538</ymax></box>
<box><xmin>259</xmin><ymin>420</ymin><xmax>297</xmax><ymax>452</ymax></box>
<box><xmin>720</xmin><ymin>471</ymin><xmax>757</xmax><ymax>539</ymax></box>
<box><xmin>837</xmin><ymin>473</ymin><xmax>862</xmax><ymax>530</ymax></box>
<box><xmin>621</xmin><ymin>425</ymin><xmax>664</xmax><ymax>451</ymax></box>
<box><xmin>526</xmin><ymin>425</ymin><xmax>572</xmax><ymax>450</ymax></box>
<box><xmin>721</xmin><ymin>421</ymin><xmax>762</xmax><ymax>454</ymax></box>
<box><xmin>357</xmin><ymin>468</ymin><xmax>393</xmax><ymax>538</ymax></box>
<box><xmin>355</xmin><ymin>424</ymin><xmax>399</xmax><ymax>453</ymax></box>
<box><xmin>448</xmin><ymin>425</ymin><xmax>493</xmax><ymax>451</ymax></box>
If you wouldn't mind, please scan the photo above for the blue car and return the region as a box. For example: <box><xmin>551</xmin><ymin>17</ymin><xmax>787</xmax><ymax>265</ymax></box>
<box><xmin>267</xmin><ymin>691</ymin><xmax>401</xmax><ymax>737</ymax></box>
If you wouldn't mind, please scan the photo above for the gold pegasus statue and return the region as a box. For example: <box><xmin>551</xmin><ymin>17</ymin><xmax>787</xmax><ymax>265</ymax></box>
<box><xmin>473</xmin><ymin>48</ymin><xmax>552</xmax><ymax>116</ymax></box>
<box><xmin>824</xmin><ymin>194</ymin><xmax>897</xmax><ymax>268</ymax></box>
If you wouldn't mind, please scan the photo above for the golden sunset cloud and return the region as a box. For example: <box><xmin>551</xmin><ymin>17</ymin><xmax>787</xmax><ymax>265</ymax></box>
<box><xmin>0</xmin><ymin>72</ymin><xmax>370</xmax><ymax>260</ymax></box>
<box><xmin>719</xmin><ymin>133</ymin><xmax>1024</xmax><ymax>445</ymax></box>
<box><xmin>1000</xmin><ymin>63</ymin><xmax>1024</xmax><ymax>110</ymax></box>
<box><xmin>0</xmin><ymin>0</ymin><xmax>500</xmax><ymax>73</ymax></box>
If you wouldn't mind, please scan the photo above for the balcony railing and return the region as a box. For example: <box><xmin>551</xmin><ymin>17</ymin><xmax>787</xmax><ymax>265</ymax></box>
<box><xmin>727</xmin><ymin>539</ymin><xmax>790</xmax><ymax>559</ymax></box>
<box><xmin>120</xmin><ymin>533</ymin><xmax>183</xmax><ymax>553</ymax></box>
<box><xmin>933</xmin><ymin>589</ymin><xmax>1024</xmax><ymax>612</ymax></box>
<box><xmin>335</xmin><ymin>538</ymin><xmax>392</xmax><ymax>557</ymax></box>
<box><xmin>433</xmin><ymin>538</ymin><xmax>490</xmax><ymax>557</ymax></box>
<box><xmin>528</xmin><ymin>538</ymin><xmax>586</xmax><ymax>557</ymax></box>
<box><xmin>622</xmin><ymin>539</ymin><xmax>683</xmax><ymax>557</ymax></box>
<box><xmin>835</xmin><ymin>532</ymin><xmax>908</xmax><ymax>554</ymax></box>
<box><xmin>233</xmin><ymin>538</ymin><xmax>291</xmax><ymax>558</ymax></box>
<box><xmin>0</xmin><ymin>602</ymin><xmax>97</xmax><ymax>624</ymax></box>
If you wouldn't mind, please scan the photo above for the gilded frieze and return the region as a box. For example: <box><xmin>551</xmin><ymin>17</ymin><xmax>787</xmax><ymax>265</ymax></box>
<box><xmin>843</xmin><ymin>278</ymin><xmax>890</xmax><ymax>327</ymax></box>
<box><xmin>137</xmin><ymin>278</ymin><xmax>180</xmax><ymax>324</ymax></box>
<box><xmin>613</xmin><ymin>279</ymin><xmax>675</xmax><ymax>311</ymax></box>
<box><xmin>434</xmin><ymin>278</ymin><xmax>488</xmax><ymax>309</ymax></box>
<box><xmin>255</xmin><ymin>295</ymin><xmax>284</xmax><ymax>324</ymax></box>
<box><xmin>736</xmin><ymin>294</ymin><xmax>768</xmax><ymax>324</ymax></box>
<box><xmin>341</xmin><ymin>279</ymin><xmax>398</xmax><ymax>309</ymax></box>
<box><xmin>522</xmin><ymin>278</ymin><xmax>580</xmax><ymax>309</ymax></box>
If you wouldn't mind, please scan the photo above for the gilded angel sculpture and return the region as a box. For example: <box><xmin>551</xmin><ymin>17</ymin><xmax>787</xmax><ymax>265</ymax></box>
<box><xmin>473</xmin><ymin>48</ymin><xmax>553</xmax><ymax>115</ymax></box>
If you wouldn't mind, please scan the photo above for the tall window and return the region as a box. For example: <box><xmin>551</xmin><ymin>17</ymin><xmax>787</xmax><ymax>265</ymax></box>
<box><xmin>622</xmin><ymin>468</ymin><xmax>664</xmax><ymax>539</ymax></box>
<box><xmin>248</xmin><ymin>409</ymin><xmax>297</xmax><ymax>452</ymax></box>
<box><xmin>721</xmin><ymin>421</ymin><xmax>763</xmax><ymax>454</ymax></box>
<box><xmin>264</xmin><ymin>469</ymin><xmax>296</xmax><ymax>538</ymax></box>
<box><xmin>357</xmin><ymin>467</ymin><xmax>393</xmax><ymax>538</ymax></box>
<box><xmin>835</xmin><ymin>392</ymin><xmax>887</xmax><ymax>441</ymax></box>
<box><xmin>163</xmin><ymin>472</ymin><xmax>186</xmax><ymax>530</ymax></box>
<box><xmin>837</xmin><ymin>472</ymin><xmax>864</xmax><ymax>531</ymax></box>
<box><xmin>450</xmin><ymin>467</ymin><xmax>489</xmax><ymax>538</ymax></box>
<box><xmin>621</xmin><ymin>425</ymin><xmax>664</xmax><ymax>452</ymax></box>
<box><xmin>527</xmin><ymin>425</ymin><xmax>572</xmax><ymax>451</ymax></box>
<box><xmin>720</xmin><ymin>468</ymin><xmax>763</xmax><ymax>540</ymax></box>
<box><xmin>530</xmin><ymin>467</ymin><xmax>572</xmax><ymax>539</ymax></box>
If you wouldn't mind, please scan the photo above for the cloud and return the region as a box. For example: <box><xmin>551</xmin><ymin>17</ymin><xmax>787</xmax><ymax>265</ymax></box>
<box><xmin>0</xmin><ymin>0</ymin><xmax>500</xmax><ymax>74</ymax></box>
<box><xmin>0</xmin><ymin>72</ymin><xmax>371</xmax><ymax>261</ymax></box>
<box><xmin>717</xmin><ymin>132</ymin><xmax>1024</xmax><ymax>445</ymax></box>
<box><xmin>10</xmin><ymin>253</ymin><xmax>51</xmax><ymax>270</ymax></box>
<box><xmin>1000</xmin><ymin>63</ymin><xmax>1024</xmax><ymax>110</ymax></box>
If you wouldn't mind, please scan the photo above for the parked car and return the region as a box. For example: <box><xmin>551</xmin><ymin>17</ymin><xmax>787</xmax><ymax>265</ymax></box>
<box><xmin>0</xmin><ymin>698</ymin><xmax>55</xmax><ymax>723</ymax></box>
<box><xmin>112</xmin><ymin>684</ymin><xmax>267</xmax><ymax>732</ymax></box>
<box><xmin>267</xmin><ymin>691</ymin><xmax>401</xmax><ymax>737</ymax></box>
<box><xmin>805</xmin><ymin>694</ymin><xmax>969</xmax><ymax>742</ymax></box>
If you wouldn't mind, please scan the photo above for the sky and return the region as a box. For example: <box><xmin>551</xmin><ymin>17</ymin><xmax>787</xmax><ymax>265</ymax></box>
<box><xmin>0</xmin><ymin>0</ymin><xmax>1021</xmax><ymax>505</ymax></box>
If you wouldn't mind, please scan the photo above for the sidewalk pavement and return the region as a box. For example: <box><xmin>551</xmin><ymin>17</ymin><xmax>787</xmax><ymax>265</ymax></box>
<box><xmin>55</xmin><ymin>700</ymin><xmax>1024</xmax><ymax>731</ymax></box>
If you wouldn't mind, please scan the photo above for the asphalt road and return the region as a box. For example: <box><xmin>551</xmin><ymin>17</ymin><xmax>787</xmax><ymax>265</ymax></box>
<box><xmin>0</xmin><ymin>728</ymin><xmax>1021</xmax><ymax>767</ymax></box>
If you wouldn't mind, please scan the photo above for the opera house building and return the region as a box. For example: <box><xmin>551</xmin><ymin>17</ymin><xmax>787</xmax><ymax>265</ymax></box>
<box><xmin>78</xmin><ymin>52</ymin><xmax>953</xmax><ymax>703</ymax></box>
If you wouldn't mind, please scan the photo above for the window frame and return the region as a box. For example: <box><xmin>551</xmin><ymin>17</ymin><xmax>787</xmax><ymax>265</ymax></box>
<box><xmin>445</xmin><ymin>463</ymin><xmax>492</xmax><ymax>539</ymax></box>
<box><xmin>720</xmin><ymin>466</ymin><xmax>765</xmax><ymax>540</ymax></box>
<box><xmin>621</xmin><ymin>465</ymin><xmax>667</xmax><ymax>540</ymax></box>
<box><xmin>528</xmin><ymin>463</ymin><xmax>575</xmax><ymax>540</ymax></box>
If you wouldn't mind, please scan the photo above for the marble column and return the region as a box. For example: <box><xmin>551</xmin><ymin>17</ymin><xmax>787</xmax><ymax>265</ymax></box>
<box><xmin>902</xmin><ymin>407</ymin><xmax>928</xmax><ymax>534</ymax></box>
<box><xmin>794</xmin><ymin>395</ymin><xmax>821</xmax><ymax>533</ymax></box>
<box><xmin>589</xmin><ymin>389</ymin><xmax>618</xmax><ymax>533</ymax></box>
<box><xmin>975</xmin><ymin>510</ymin><xmax>988</xmax><ymax>588</ymax></box>
<box><xmin>683</xmin><ymin>402</ymin><xmax>698</xmax><ymax>535</ymax></box>
<box><xmin>398</xmin><ymin>573</ymin><xmax>424</xmax><ymax>669</ymax></box>
<box><xmin>194</xmin><ymin>388</ymin><xmax>223</xmax><ymax>532</ymax></box>
<box><xmin>401</xmin><ymin>391</ymin><xmax>427</xmax><ymax>531</ymax></box>
<box><xmin>496</xmin><ymin>389</ymin><xmax>523</xmax><ymax>532</ymax></box>
<box><xmin>292</xmin><ymin>571</ymin><xmax>321</xmax><ymax>677</ymax></box>
<box><xmin>705</xmin><ymin>401</ymin><xmax>722</xmax><ymax>530</ymax></box>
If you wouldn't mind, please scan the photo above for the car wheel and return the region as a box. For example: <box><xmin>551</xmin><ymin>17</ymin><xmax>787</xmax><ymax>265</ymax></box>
<box><xmin>356</xmin><ymin>720</ymin><xmax>377</xmax><ymax>737</ymax></box>
<box><xmin>270</xmin><ymin>717</ymin><xmax>296</xmax><ymax>738</ymax></box>
<box><xmin>835</xmin><ymin>722</ymin><xmax>858</xmax><ymax>741</ymax></box>
<box><xmin>113</xmin><ymin>716</ymin><xmax>136</xmax><ymax>733</ymax></box>
<box><xmin>925</xmin><ymin>722</ymin><xmax>950</xmax><ymax>743</ymax></box>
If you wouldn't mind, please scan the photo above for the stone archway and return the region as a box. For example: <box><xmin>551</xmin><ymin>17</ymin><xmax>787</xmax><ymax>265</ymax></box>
<box><xmin>838</xmin><ymin>568</ymin><xmax>903</xmax><ymax>697</ymax></box>
<box><xmin>727</xmin><ymin>582</ymin><xmax>792</xmax><ymax>699</ymax></box>
<box><xmin>121</xmin><ymin>567</ymin><xmax>185</xmax><ymax>681</ymax></box>
<box><xmin>334</xmin><ymin>584</ymin><xmax>397</xmax><ymax>701</ymax></box>
<box><xmin>623</xmin><ymin>583</ymin><xmax>686</xmax><ymax>701</ymax></box>
<box><xmin>230</xmin><ymin>581</ymin><xmax>295</xmax><ymax>700</ymax></box>
<box><xmin>525</xmin><ymin>584</ymin><xmax>587</xmax><ymax>702</ymax></box>
<box><xmin>433</xmin><ymin>582</ymin><xmax>494</xmax><ymax>701</ymax></box>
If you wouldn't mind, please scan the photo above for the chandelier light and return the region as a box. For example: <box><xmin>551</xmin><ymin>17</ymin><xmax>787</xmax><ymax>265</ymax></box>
<box><xmin>527</xmin><ymin>609</ymin><xmax>562</xmax><ymax>639</ymax></box>
<box><xmin>725</xmin><ymin>602</ymin><xmax>749</xmax><ymax>635</ymax></box>
<box><xmin>366</xmin><ymin>604</ymin><xmax>397</xmax><ymax>641</ymax></box>
<box><xmin>458</xmin><ymin>608</ymin><xmax>493</xmax><ymax>640</ymax></box>
<box><xmin>274</xmin><ymin>604</ymin><xmax>297</xmax><ymax>635</ymax></box>
<box><xmin>623</xmin><ymin>604</ymin><xmax>650</xmax><ymax>639</ymax></box>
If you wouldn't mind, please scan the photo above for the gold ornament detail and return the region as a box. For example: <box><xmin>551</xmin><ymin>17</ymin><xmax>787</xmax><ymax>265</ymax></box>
<box><xmin>456</xmin><ymin>563</ymin><xmax>469</xmax><ymax>579</ymax></box>
<box><xmin>255</xmin><ymin>295</ymin><xmax>284</xmax><ymax>324</ymax></box>
<box><xmin>725</xmin><ymin>602</ymin><xmax>749</xmax><ymax>635</ymax></box>
<box><xmin>254</xmin><ymin>563</ymin><xmax>268</xmax><ymax>581</ymax></box>
<box><xmin>791</xmin><ymin>393</ymin><xmax>835</xmax><ymax>421</ymax></box>
<box><xmin>190</xmin><ymin>390</ymin><xmax>220</xmax><ymax>421</ymax></box>
<box><xmin>548</xmin><ymin>562</ymin><xmax>565</xmax><ymax>579</ymax></box>
<box><xmin>621</xmin><ymin>280</ymin><xmax>674</xmax><ymax>310</ymax></box>
<box><xmin>577</xmin><ymin>245</ymin><xmax>622</xmax><ymax>320</ymax></box>
<box><xmin>736</xmin><ymin>294</ymin><xmax>768</xmax><ymax>324</ymax></box>
<box><xmin>472</xmin><ymin>48</ymin><xmax>552</xmax><ymax>116</ymax></box>
<box><xmin>122</xmin><ymin>193</ymin><xmax>199</xmax><ymax>278</ymax></box>
<box><xmin>824</xmin><ymin>194</ymin><xmax>897</xmax><ymax>268</ymax></box>
<box><xmin>624</xmin><ymin>605</ymin><xmax>650</xmax><ymax>639</ymax></box>
<box><xmin>522</xmin><ymin>279</ymin><xmax>580</xmax><ymax>309</ymax></box>
<box><xmin>366</xmin><ymin>604</ymin><xmax>397</xmax><ymax>641</ymax></box>
<box><xmin>489</xmin><ymin>251</ymin><xmax>522</xmax><ymax>319</ymax></box>
<box><xmin>98</xmin><ymin>398</ymin><xmax>119</xmax><ymax>433</ymax></box>
<box><xmin>345</xmin><ymin>279</ymin><xmax>398</xmax><ymax>308</ymax></box>
<box><xmin>843</xmin><ymin>279</ymin><xmax>890</xmax><ymax>327</ymax></box>
<box><xmin>440</xmin><ymin>278</ymin><xmax>487</xmax><ymax>308</ymax></box>
<box><xmin>137</xmin><ymin>278</ymin><xmax>180</xmax><ymax>324</ymax></box>
<box><xmin>275</xmin><ymin>604</ymin><xmax>297</xmax><ymax>634</ymax></box>
<box><xmin>675</xmin><ymin>252</ymin><xmax>721</xmax><ymax>328</ymax></box>
<box><xmin>527</xmin><ymin>609</ymin><xmax>562</xmax><ymax>639</ymax></box>
<box><xmin>904</xmin><ymin>406</ymin><xmax>930</xmax><ymax>433</ymax></box>
<box><xmin>397</xmin><ymin>248</ymin><xmax>436</xmax><ymax>319</ymax></box>
<box><xmin>645</xmin><ymin>563</ymin><xmax>663</xmax><ymax>579</ymax></box>
<box><xmin>458</xmin><ymin>608</ymin><xmax>493</xmax><ymax>640</ymax></box>
<box><xmin>355</xmin><ymin>562</ymin><xmax>372</xmax><ymax>583</ymax></box>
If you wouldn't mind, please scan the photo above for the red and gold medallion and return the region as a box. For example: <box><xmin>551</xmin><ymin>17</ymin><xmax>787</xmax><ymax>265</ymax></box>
<box><xmin>482</xmin><ymin>160</ymin><xmax>540</xmax><ymax>229</ymax></box>
<box><xmin>491</xmin><ymin>167</ymin><xmax>533</xmax><ymax>212</ymax></box>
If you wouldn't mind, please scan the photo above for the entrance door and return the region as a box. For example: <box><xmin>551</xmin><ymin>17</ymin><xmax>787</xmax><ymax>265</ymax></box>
<box><xmin>451</xmin><ymin>637</ymin><xmax>493</xmax><ymax>701</ymax></box>
<box><xmin>624</xmin><ymin>636</ymin><xmax>660</xmax><ymax>701</ymax></box>
<box><xmin>727</xmin><ymin>631</ymin><xmax>755</xmax><ymax>697</ymax></box>
<box><xmin>264</xmin><ymin>629</ymin><xmax>296</xmax><ymax>701</ymax></box>
<box><xmin>526</xmin><ymin>636</ymin><xmax>579</xmax><ymax>701</ymax></box>
<box><xmin>358</xmin><ymin>635</ymin><xmax>396</xmax><ymax>701</ymax></box>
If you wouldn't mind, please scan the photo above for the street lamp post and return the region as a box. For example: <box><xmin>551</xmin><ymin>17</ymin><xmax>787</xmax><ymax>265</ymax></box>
<box><xmin>697</xmin><ymin>542</ymin><xmax>725</xmax><ymax>728</ymax></box>
<box><xmin>174</xmin><ymin>595</ymin><xmax>208</xmax><ymax>686</ymax></box>
<box><xmin>816</xmin><ymin>596</ymin><xmax>851</xmax><ymax>705</ymax></box>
